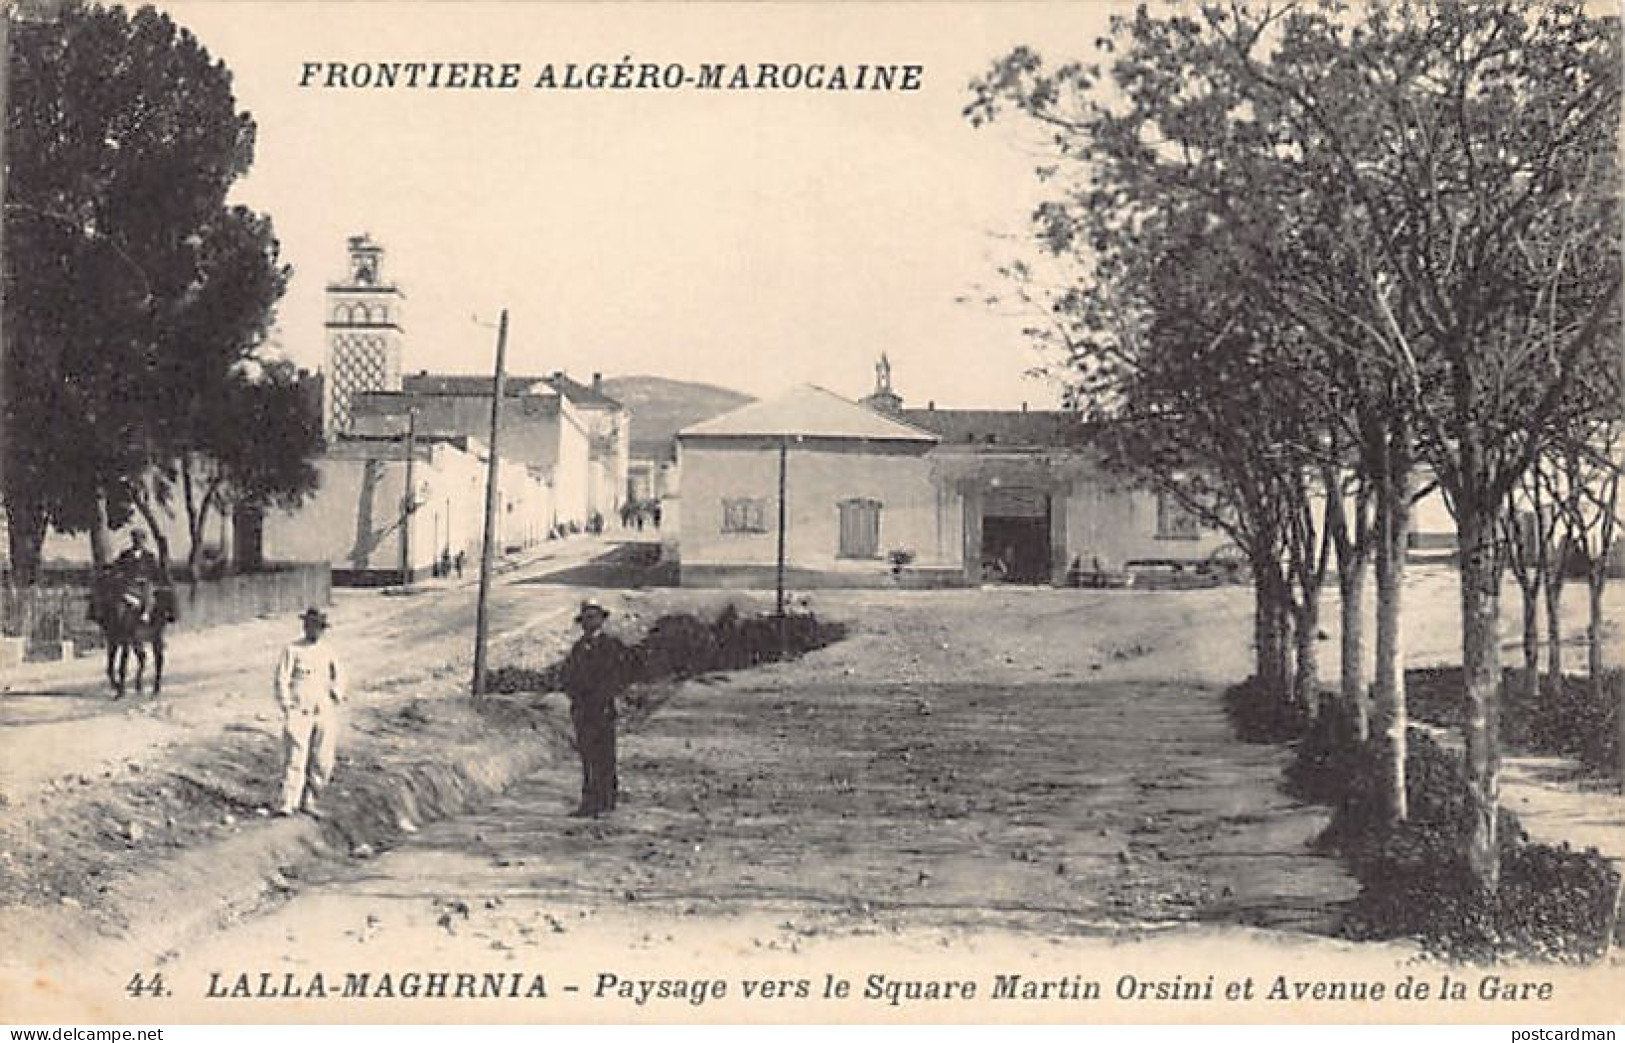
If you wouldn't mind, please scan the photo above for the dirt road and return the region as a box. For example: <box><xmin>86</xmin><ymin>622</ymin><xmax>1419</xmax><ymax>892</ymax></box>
<box><xmin>6</xmin><ymin>565</ymin><xmax>1621</xmax><ymax>1023</ymax></box>
<box><xmin>129</xmin><ymin>586</ymin><xmax>1408</xmax><ymax>1021</ymax></box>
<box><xmin>0</xmin><ymin>538</ymin><xmax>611</xmax><ymax>805</ymax></box>
<box><xmin>0</xmin><ymin>537</ymin><xmax>645</xmax><ymax>944</ymax></box>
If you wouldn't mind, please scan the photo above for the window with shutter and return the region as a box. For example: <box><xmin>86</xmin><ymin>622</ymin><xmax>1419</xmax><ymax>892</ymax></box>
<box><xmin>721</xmin><ymin>498</ymin><xmax>768</xmax><ymax>534</ymax></box>
<box><xmin>837</xmin><ymin>499</ymin><xmax>881</xmax><ymax>559</ymax></box>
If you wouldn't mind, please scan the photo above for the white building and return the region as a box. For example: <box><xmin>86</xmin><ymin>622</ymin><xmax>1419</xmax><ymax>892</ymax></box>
<box><xmin>676</xmin><ymin>382</ymin><xmax>1232</xmax><ymax>588</ymax></box>
<box><xmin>262</xmin><ymin>433</ymin><xmax>550</xmax><ymax>585</ymax></box>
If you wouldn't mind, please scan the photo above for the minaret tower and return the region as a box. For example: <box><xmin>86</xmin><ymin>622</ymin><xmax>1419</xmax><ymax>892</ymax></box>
<box><xmin>324</xmin><ymin>234</ymin><xmax>405</xmax><ymax>437</ymax></box>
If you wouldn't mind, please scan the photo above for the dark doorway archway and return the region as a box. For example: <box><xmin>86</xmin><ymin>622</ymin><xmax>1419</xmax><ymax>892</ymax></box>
<box><xmin>981</xmin><ymin>486</ymin><xmax>1051</xmax><ymax>584</ymax></box>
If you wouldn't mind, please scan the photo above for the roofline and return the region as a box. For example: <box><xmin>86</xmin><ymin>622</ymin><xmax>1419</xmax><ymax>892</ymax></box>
<box><xmin>898</xmin><ymin>408</ymin><xmax>1077</xmax><ymax>418</ymax></box>
<box><xmin>542</xmin><ymin>373</ymin><xmax>624</xmax><ymax>411</ymax></box>
<box><xmin>393</xmin><ymin>378</ymin><xmax>560</xmax><ymax>398</ymax></box>
<box><xmin>677</xmin><ymin>431</ymin><xmax>938</xmax><ymax>445</ymax></box>
<box><xmin>677</xmin><ymin>383</ymin><xmax>941</xmax><ymax>442</ymax></box>
<box><xmin>810</xmin><ymin>384</ymin><xmax>942</xmax><ymax>440</ymax></box>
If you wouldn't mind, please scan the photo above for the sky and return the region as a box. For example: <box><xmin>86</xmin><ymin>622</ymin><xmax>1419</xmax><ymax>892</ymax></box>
<box><xmin>156</xmin><ymin>1</ymin><xmax>1118</xmax><ymax>410</ymax></box>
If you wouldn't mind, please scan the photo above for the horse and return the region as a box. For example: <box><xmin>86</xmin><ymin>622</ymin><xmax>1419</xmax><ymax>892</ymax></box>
<box><xmin>88</xmin><ymin>571</ymin><xmax>177</xmax><ymax>698</ymax></box>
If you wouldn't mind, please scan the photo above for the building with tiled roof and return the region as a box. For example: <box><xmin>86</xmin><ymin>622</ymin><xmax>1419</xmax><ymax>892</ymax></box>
<box><xmin>400</xmin><ymin>373</ymin><xmax>555</xmax><ymax>398</ymax></box>
<box><xmin>672</xmin><ymin>364</ymin><xmax>1230</xmax><ymax>589</ymax></box>
<box><xmin>898</xmin><ymin>407</ymin><xmax>1097</xmax><ymax>450</ymax></box>
<box><xmin>542</xmin><ymin>370</ymin><xmax>624</xmax><ymax>411</ymax></box>
<box><xmin>675</xmin><ymin>385</ymin><xmax>950</xmax><ymax>587</ymax></box>
<box><xmin>352</xmin><ymin>367</ymin><xmax>630</xmax><ymax>529</ymax></box>
<box><xmin>353</xmin><ymin>374</ymin><xmax>592</xmax><ymax>534</ymax></box>
<box><xmin>681</xmin><ymin>385</ymin><xmax>939</xmax><ymax>443</ymax></box>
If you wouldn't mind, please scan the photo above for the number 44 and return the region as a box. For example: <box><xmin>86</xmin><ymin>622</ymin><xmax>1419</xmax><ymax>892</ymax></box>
<box><xmin>126</xmin><ymin>972</ymin><xmax>170</xmax><ymax>998</ymax></box>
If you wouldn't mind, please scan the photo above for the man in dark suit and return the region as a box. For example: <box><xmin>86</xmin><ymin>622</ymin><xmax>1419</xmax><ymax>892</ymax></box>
<box><xmin>558</xmin><ymin>600</ymin><xmax>631</xmax><ymax>817</ymax></box>
<box><xmin>114</xmin><ymin>530</ymin><xmax>163</xmax><ymax>623</ymax></box>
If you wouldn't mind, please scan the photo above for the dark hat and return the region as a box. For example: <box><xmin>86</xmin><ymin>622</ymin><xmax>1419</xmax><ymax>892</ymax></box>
<box><xmin>574</xmin><ymin>599</ymin><xmax>609</xmax><ymax>622</ymax></box>
<box><xmin>300</xmin><ymin>607</ymin><xmax>329</xmax><ymax>628</ymax></box>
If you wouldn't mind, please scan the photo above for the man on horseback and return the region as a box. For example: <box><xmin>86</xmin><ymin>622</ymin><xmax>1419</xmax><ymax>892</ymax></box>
<box><xmin>114</xmin><ymin>529</ymin><xmax>162</xmax><ymax>624</ymax></box>
<box><xmin>89</xmin><ymin>530</ymin><xmax>173</xmax><ymax>698</ymax></box>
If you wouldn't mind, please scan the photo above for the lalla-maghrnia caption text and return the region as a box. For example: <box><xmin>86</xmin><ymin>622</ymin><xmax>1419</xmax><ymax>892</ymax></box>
<box><xmin>198</xmin><ymin>970</ymin><xmax>1555</xmax><ymax>1006</ymax></box>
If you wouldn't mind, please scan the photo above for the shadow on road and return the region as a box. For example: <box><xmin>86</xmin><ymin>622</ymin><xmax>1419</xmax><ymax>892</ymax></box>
<box><xmin>516</xmin><ymin>542</ymin><xmax>678</xmax><ymax>589</ymax></box>
<box><xmin>0</xmin><ymin>689</ymin><xmax>116</xmax><ymax>727</ymax></box>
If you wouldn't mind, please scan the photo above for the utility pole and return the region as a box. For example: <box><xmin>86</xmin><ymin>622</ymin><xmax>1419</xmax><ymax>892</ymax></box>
<box><xmin>400</xmin><ymin>406</ymin><xmax>416</xmax><ymax>585</ymax></box>
<box><xmin>775</xmin><ymin>435</ymin><xmax>788</xmax><ymax>618</ymax></box>
<box><xmin>471</xmin><ymin>309</ymin><xmax>508</xmax><ymax>700</ymax></box>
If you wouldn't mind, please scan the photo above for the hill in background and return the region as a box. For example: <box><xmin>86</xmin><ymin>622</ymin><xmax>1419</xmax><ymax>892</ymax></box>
<box><xmin>600</xmin><ymin>375</ymin><xmax>753</xmax><ymax>459</ymax></box>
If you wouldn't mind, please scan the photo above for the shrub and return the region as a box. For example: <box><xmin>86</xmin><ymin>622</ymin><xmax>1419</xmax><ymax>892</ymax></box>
<box><xmin>1407</xmin><ymin>666</ymin><xmax>1620</xmax><ymax>779</ymax></box>
<box><xmin>1294</xmin><ymin>725</ymin><xmax>1617</xmax><ymax>962</ymax></box>
<box><xmin>711</xmin><ymin>606</ymin><xmax>846</xmax><ymax>670</ymax></box>
<box><xmin>1519</xmin><ymin>671</ymin><xmax>1620</xmax><ymax>778</ymax></box>
<box><xmin>496</xmin><ymin>604</ymin><xmax>848</xmax><ymax>694</ymax></box>
<box><xmin>1231</xmin><ymin>691</ymin><xmax>1622</xmax><ymax>963</ymax></box>
<box><xmin>1284</xmin><ymin>704</ymin><xmax>1368</xmax><ymax>807</ymax></box>
<box><xmin>1223</xmin><ymin>677</ymin><xmax>1310</xmax><ymax>745</ymax></box>
<box><xmin>638</xmin><ymin>613</ymin><xmax>720</xmax><ymax>680</ymax></box>
<box><xmin>484</xmin><ymin>665</ymin><xmax>554</xmax><ymax>695</ymax></box>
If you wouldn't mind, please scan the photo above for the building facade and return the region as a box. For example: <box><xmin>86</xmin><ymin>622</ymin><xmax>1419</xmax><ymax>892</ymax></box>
<box><xmin>541</xmin><ymin>372</ymin><xmax>629</xmax><ymax>523</ymax></box>
<box><xmin>352</xmin><ymin>374</ymin><xmax>594</xmax><ymax>532</ymax></box>
<box><xmin>677</xmin><ymin>387</ymin><xmax>953</xmax><ymax>587</ymax></box>
<box><xmin>675</xmin><ymin>380</ymin><xmax>1232</xmax><ymax>588</ymax></box>
<box><xmin>261</xmin><ymin>434</ymin><xmax>552</xmax><ymax>585</ymax></box>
